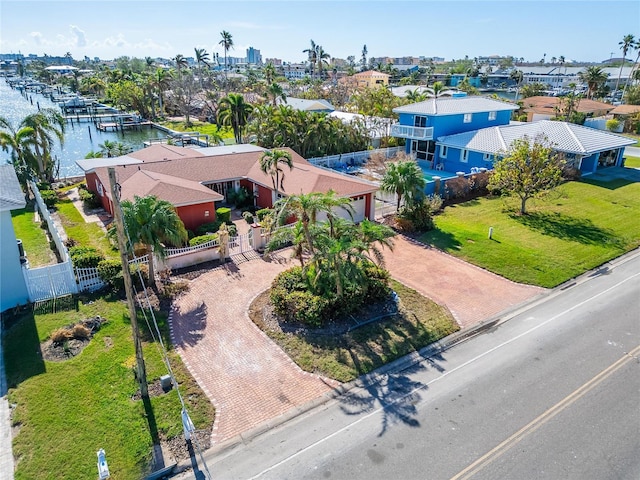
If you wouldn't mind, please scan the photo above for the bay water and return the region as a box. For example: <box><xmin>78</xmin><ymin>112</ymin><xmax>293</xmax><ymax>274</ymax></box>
<box><xmin>0</xmin><ymin>78</ymin><xmax>166</xmax><ymax>179</ymax></box>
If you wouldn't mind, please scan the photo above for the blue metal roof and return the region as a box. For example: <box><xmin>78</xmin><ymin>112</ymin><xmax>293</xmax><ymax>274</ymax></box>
<box><xmin>393</xmin><ymin>96</ymin><xmax>518</xmax><ymax>116</ymax></box>
<box><xmin>0</xmin><ymin>164</ymin><xmax>26</xmax><ymax>211</ymax></box>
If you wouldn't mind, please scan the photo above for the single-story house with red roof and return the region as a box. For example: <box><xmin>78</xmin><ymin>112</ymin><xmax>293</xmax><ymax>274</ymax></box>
<box><xmin>76</xmin><ymin>144</ymin><xmax>379</xmax><ymax>231</ymax></box>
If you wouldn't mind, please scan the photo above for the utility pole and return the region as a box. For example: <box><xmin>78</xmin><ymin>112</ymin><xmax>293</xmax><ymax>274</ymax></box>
<box><xmin>108</xmin><ymin>167</ymin><xmax>149</xmax><ymax>400</ymax></box>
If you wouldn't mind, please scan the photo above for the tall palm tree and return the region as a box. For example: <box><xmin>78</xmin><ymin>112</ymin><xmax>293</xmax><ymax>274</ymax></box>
<box><xmin>405</xmin><ymin>89</ymin><xmax>427</xmax><ymax>103</ymax></box>
<box><xmin>150</xmin><ymin>67</ymin><xmax>172</xmax><ymax>116</ymax></box>
<box><xmin>219</xmin><ymin>30</ymin><xmax>234</xmax><ymax>83</ymax></box>
<box><xmin>194</xmin><ymin>47</ymin><xmax>210</xmax><ymax>87</ymax></box>
<box><xmin>267</xmin><ymin>82</ymin><xmax>286</xmax><ymax>106</ymax></box>
<box><xmin>20</xmin><ymin>108</ymin><xmax>65</xmax><ymax>181</ymax></box>
<box><xmin>260</xmin><ymin>148</ymin><xmax>293</xmax><ymax>201</ymax></box>
<box><xmin>380</xmin><ymin>159</ymin><xmax>426</xmax><ymax>211</ymax></box>
<box><xmin>303</xmin><ymin>39</ymin><xmax>318</xmax><ymax>77</ymax></box>
<box><xmin>622</xmin><ymin>39</ymin><xmax>640</xmax><ymax>99</ymax></box>
<box><xmin>263</xmin><ymin>62</ymin><xmax>277</xmax><ymax>85</ymax></box>
<box><xmin>316</xmin><ymin>45</ymin><xmax>330</xmax><ymax>78</ymax></box>
<box><xmin>510</xmin><ymin>69</ymin><xmax>524</xmax><ymax>101</ymax></box>
<box><xmin>578</xmin><ymin>66</ymin><xmax>609</xmax><ymax>99</ymax></box>
<box><xmin>217</xmin><ymin>93</ymin><xmax>253</xmax><ymax>144</ymax></box>
<box><xmin>119</xmin><ymin>195</ymin><xmax>188</xmax><ymax>283</ymax></box>
<box><xmin>615</xmin><ymin>34</ymin><xmax>635</xmax><ymax>92</ymax></box>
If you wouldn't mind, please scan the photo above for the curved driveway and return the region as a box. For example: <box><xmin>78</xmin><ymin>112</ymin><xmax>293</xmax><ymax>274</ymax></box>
<box><xmin>169</xmin><ymin>238</ymin><xmax>545</xmax><ymax>444</ymax></box>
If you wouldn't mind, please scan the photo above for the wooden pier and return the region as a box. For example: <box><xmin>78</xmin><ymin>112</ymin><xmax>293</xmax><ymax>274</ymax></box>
<box><xmin>96</xmin><ymin>120</ymin><xmax>153</xmax><ymax>132</ymax></box>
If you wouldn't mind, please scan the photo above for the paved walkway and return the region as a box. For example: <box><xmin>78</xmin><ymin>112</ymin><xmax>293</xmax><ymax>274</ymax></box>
<box><xmin>383</xmin><ymin>236</ymin><xmax>545</xmax><ymax>328</ymax></box>
<box><xmin>169</xmin><ymin>253</ymin><xmax>340</xmax><ymax>443</ymax></box>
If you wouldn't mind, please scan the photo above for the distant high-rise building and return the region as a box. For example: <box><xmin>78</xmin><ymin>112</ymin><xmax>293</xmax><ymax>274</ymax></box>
<box><xmin>246</xmin><ymin>47</ymin><xmax>262</xmax><ymax>65</ymax></box>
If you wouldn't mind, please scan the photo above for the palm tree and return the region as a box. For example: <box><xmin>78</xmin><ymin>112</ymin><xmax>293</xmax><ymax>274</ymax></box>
<box><xmin>316</xmin><ymin>45</ymin><xmax>330</xmax><ymax>78</ymax></box>
<box><xmin>194</xmin><ymin>47</ymin><xmax>210</xmax><ymax>87</ymax></box>
<box><xmin>578</xmin><ymin>66</ymin><xmax>609</xmax><ymax>99</ymax></box>
<box><xmin>405</xmin><ymin>88</ymin><xmax>427</xmax><ymax>103</ymax></box>
<box><xmin>0</xmin><ymin>116</ymin><xmax>36</xmax><ymax>189</ymax></box>
<box><xmin>119</xmin><ymin>195</ymin><xmax>188</xmax><ymax>283</ymax></box>
<box><xmin>380</xmin><ymin>159</ymin><xmax>426</xmax><ymax>211</ymax></box>
<box><xmin>260</xmin><ymin>148</ymin><xmax>293</xmax><ymax>201</ymax></box>
<box><xmin>361</xmin><ymin>44</ymin><xmax>368</xmax><ymax>72</ymax></box>
<box><xmin>510</xmin><ymin>69</ymin><xmax>524</xmax><ymax>101</ymax></box>
<box><xmin>303</xmin><ymin>40</ymin><xmax>318</xmax><ymax>77</ymax></box>
<box><xmin>263</xmin><ymin>62</ymin><xmax>277</xmax><ymax>85</ymax></box>
<box><xmin>622</xmin><ymin>39</ymin><xmax>640</xmax><ymax>99</ymax></box>
<box><xmin>173</xmin><ymin>54</ymin><xmax>188</xmax><ymax>72</ymax></box>
<box><xmin>20</xmin><ymin>108</ymin><xmax>65</xmax><ymax>181</ymax></box>
<box><xmin>615</xmin><ymin>34</ymin><xmax>635</xmax><ymax>92</ymax></box>
<box><xmin>219</xmin><ymin>30</ymin><xmax>234</xmax><ymax>83</ymax></box>
<box><xmin>150</xmin><ymin>67</ymin><xmax>172</xmax><ymax>116</ymax></box>
<box><xmin>217</xmin><ymin>93</ymin><xmax>253</xmax><ymax>144</ymax></box>
<box><xmin>267</xmin><ymin>82</ymin><xmax>286</xmax><ymax>106</ymax></box>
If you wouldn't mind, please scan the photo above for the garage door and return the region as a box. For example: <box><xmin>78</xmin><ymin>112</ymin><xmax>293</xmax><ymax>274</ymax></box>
<box><xmin>317</xmin><ymin>196</ymin><xmax>366</xmax><ymax>224</ymax></box>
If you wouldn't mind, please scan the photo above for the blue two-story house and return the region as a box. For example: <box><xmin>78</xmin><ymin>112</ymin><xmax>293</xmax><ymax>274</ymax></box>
<box><xmin>391</xmin><ymin>95</ymin><xmax>519</xmax><ymax>168</ymax></box>
<box><xmin>436</xmin><ymin>120</ymin><xmax>635</xmax><ymax>175</ymax></box>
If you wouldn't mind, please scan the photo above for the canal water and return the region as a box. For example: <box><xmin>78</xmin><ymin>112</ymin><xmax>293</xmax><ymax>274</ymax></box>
<box><xmin>0</xmin><ymin>79</ymin><xmax>166</xmax><ymax>179</ymax></box>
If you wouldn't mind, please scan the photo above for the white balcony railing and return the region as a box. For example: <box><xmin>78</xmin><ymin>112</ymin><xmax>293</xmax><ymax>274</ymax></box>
<box><xmin>390</xmin><ymin>124</ymin><xmax>434</xmax><ymax>140</ymax></box>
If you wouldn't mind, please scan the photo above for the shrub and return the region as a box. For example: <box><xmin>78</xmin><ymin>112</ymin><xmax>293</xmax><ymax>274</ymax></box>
<box><xmin>469</xmin><ymin>171</ymin><xmax>490</xmax><ymax>194</ymax></box>
<box><xmin>79</xmin><ymin>188</ymin><xmax>101</xmax><ymax>209</ymax></box>
<box><xmin>444</xmin><ymin>176</ymin><xmax>469</xmax><ymax>200</ymax></box>
<box><xmin>426</xmin><ymin>194</ymin><xmax>443</xmax><ymax>213</ymax></box>
<box><xmin>159</xmin><ymin>280</ymin><xmax>190</xmax><ymax>299</ymax></box>
<box><xmin>256</xmin><ymin>208</ymin><xmax>272</xmax><ymax>221</ymax></box>
<box><xmin>71</xmin><ymin>324</ymin><xmax>91</xmax><ymax>339</ymax></box>
<box><xmin>562</xmin><ymin>165</ymin><xmax>582</xmax><ymax>181</ymax></box>
<box><xmin>40</xmin><ymin>189</ymin><xmax>58</xmax><ymax>208</ymax></box>
<box><xmin>605</xmin><ymin>118</ymin><xmax>621</xmax><ymax>132</ymax></box>
<box><xmin>50</xmin><ymin>328</ymin><xmax>73</xmax><ymax>344</ymax></box>
<box><xmin>242</xmin><ymin>211</ymin><xmax>255</xmax><ymax>224</ymax></box>
<box><xmin>69</xmin><ymin>245</ymin><xmax>105</xmax><ymax>268</ymax></box>
<box><xmin>394</xmin><ymin>217</ymin><xmax>415</xmax><ymax>233</ymax></box>
<box><xmin>189</xmin><ymin>234</ymin><xmax>218</xmax><ymax>247</ymax></box>
<box><xmin>227</xmin><ymin>187</ymin><xmax>252</xmax><ymax>208</ymax></box>
<box><xmin>196</xmin><ymin>220</ymin><xmax>223</xmax><ymax>236</ymax></box>
<box><xmin>129</xmin><ymin>262</ymin><xmax>149</xmax><ymax>288</ymax></box>
<box><xmin>398</xmin><ymin>201</ymin><xmax>434</xmax><ymax>232</ymax></box>
<box><xmin>37</xmin><ymin>181</ymin><xmax>52</xmax><ymax>191</ymax></box>
<box><xmin>97</xmin><ymin>259</ymin><xmax>124</xmax><ymax>289</ymax></box>
<box><xmin>216</xmin><ymin>207</ymin><xmax>231</xmax><ymax>223</ymax></box>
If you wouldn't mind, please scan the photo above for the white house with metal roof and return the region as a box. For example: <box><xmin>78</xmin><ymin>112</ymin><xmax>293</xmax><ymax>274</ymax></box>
<box><xmin>0</xmin><ymin>165</ymin><xmax>29</xmax><ymax>312</ymax></box>
<box><xmin>435</xmin><ymin>120</ymin><xmax>635</xmax><ymax>175</ymax></box>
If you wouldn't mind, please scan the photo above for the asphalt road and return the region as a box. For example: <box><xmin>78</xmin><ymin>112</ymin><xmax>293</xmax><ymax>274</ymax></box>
<box><xmin>189</xmin><ymin>251</ymin><xmax>640</xmax><ymax>480</ymax></box>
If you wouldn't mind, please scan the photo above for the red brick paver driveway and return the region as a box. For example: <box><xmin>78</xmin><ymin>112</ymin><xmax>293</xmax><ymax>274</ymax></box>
<box><xmin>169</xmin><ymin>254</ymin><xmax>339</xmax><ymax>443</ymax></box>
<box><xmin>383</xmin><ymin>236</ymin><xmax>546</xmax><ymax>328</ymax></box>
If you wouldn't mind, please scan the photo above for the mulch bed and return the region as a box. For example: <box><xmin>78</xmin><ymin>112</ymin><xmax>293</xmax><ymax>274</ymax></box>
<box><xmin>41</xmin><ymin>316</ymin><xmax>107</xmax><ymax>361</ymax></box>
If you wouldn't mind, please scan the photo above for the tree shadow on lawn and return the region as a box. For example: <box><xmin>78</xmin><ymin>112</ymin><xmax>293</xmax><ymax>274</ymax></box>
<box><xmin>510</xmin><ymin>211</ymin><xmax>621</xmax><ymax>246</ymax></box>
<box><xmin>417</xmin><ymin>228</ymin><xmax>462</xmax><ymax>252</ymax></box>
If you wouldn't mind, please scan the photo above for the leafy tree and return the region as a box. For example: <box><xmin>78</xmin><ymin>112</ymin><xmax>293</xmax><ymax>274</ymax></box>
<box><xmin>217</xmin><ymin>93</ymin><xmax>253</xmax><ymax>143</ymax></box>
<box><xmin>624</xmin><ymin>84</ymin><xmax>640</xmax><ymax>105</ymax></box>
<box><xmin>510</xmin><ymin>69</ymin><xmax>524</xmax><ymax>100</ymax></box>
<box><xmin>260</xmin><ymin>148</ymin><xmax>293</xmax><ymax>199</ymax></box>
<box><xmin>118</xmin><ymin>195</ymin><xmax>188</xmax><ymax>283</ymax></box>
<box><xmin>488</xmin><ymin>136</ymin><xmax>565</xmax><ymax>215</ymax></box>
<box><xmin>169</xmin><ymin>69</ymin><xmax>198</xmax><ymax>127</ymax></box>
<box><xmin>380</xmin><ymin>159</ymin><xmax>426</xmax><ymax>210</ymax></box>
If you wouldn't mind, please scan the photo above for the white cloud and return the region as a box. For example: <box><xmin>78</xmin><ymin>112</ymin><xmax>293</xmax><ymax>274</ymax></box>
<box><xmin>70</xmin><ymin>25</ymin><xmax>87</xmax><ymax>47</ymax></box>
<box><xmin>30</xmin><ymin>32</ymin><xmax>43</xmax><ymax>45</ymax></box>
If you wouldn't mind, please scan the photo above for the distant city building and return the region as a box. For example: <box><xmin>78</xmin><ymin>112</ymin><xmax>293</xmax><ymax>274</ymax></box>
<box><xmin>282</xmin><ymin>63</ymin><xmax>309</xmax><ymax>80</ymax></box>
<box><xmin>246</xmin><ymin>47</ymin><xmax>262</xmax><ymax>65</ymax></box>
<box><xmin>265</xmin><ymin>58</ymin><xmax>282</xmax><ymax>66</ymax></box>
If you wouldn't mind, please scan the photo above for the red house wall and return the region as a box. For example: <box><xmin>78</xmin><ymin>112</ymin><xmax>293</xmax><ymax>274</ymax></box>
<box><xmin>176</xmin><ymin>203</ymin><xmax>217</xmax><ymax>232</ymax></box>
<box><xmin>365</xmin><ymin>193</ymin><xmax>372</xmax><ymax>220</ymax></box>
<box><xmin>85</xmin><ymin>172</ymin><xmax>113</xmax><ymax>214</ymax></box>
<box><xmin>255</xmin><ymin>184</ymin><xmax>273</xmax><ymax>209</ymax></box>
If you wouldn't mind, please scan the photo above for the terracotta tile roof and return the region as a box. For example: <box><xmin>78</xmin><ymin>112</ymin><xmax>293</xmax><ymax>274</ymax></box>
<box><xmin>610</xmin><ymin>104</ymin><xmax>640</xmax><ymax>115</ymax></box>
<box><xmin>522</xmin><ymin>96</ymin><xmax>614</xmax><ymax>115</ymax></box>
<box><xmin>94</xmin><ymin>148</ymin><xmax>378</xmax><ymax>206</ymax></box>
<box><xmin>119</xmin><ymin>169</ymin><xmax>223</xmax><ymax>206</ymax></box>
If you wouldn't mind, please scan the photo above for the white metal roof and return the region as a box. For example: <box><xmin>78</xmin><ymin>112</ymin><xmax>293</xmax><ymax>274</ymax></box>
<box><xmin>0</xmin><ymin>164</ymin><xmax>26</xmax><ymax>211</ymax></box>
<box><xmin>75</xmin><ymin>156</ymin><xmax>143</xmax><ymax>172</ymax></box>
<box><xmin>393</xmin><ymin>96</ymin><xmax>518</xmax><ymax>116</ymax></box>
<box><xmin>437</xmin><ymin>120</ymin><xmax>635</xmax><ymax>155</ymax></box>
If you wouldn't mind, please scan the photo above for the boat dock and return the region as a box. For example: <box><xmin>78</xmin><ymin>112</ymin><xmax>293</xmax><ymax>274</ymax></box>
<box><xmin>97</xmin><ymin>120</ymin><xmax>154</xmax><ymax>132</ymax></box>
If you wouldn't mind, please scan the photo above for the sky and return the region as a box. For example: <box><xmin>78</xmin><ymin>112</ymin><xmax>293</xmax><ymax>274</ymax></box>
<box><xmin>1</xmin><ymin>1</ymin><xmax>639</xmax><ymax>64</ymax></box>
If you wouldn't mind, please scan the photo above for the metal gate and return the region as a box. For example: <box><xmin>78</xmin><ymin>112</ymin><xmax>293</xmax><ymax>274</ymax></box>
<box><xmin>229</xmin><ymin>233</ymin><xmax>252</xmax><ymax>256</ymax></box>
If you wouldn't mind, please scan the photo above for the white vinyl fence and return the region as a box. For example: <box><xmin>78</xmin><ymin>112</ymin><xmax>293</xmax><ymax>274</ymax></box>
<box><xmin>24</xmin><ymin>261</ymin><xmax>78</xmax><ymax>302</ymax></box>
<box><xmin>307</xmin><ymin>147</ymin><xmax>402</xmax><ymax>168</ymax></box>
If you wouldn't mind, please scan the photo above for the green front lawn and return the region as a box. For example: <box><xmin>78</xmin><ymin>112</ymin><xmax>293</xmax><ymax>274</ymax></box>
<box><xmin>5</xmin><ymin>294</ymin><xmax>214</xmax><ymax>480</ymax></box>
<box><xmin>419</xmin><ymin>178</ymin><xmax>640</xmax><ymax>288</ymax></box>
<box><xmin>625</xmin><ymin>155</ymin><xmax>640</xmax><ymax>168</ymax></box>
<box><xmin>56</xmin><ymin>198</ymin><xmax>118</xmax><ymax>259</ymax></box>
<box><xmin>11</xmin><ymin>204</ymin><xmax>56</xmax><ymax>267</ymax></box>
<box><xmin>252</xmin><ymin>280</ymin><xmax>459</xmax><ymax>383</ymax></box>
<box><xmin>159</xmin><ymin>120</ymin><xmax>234</xmax><ymax>142</ymax></box>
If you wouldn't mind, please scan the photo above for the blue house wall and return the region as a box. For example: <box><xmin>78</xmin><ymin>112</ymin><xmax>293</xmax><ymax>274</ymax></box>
<box><xmin>0</xmin><ymin>210</ymin><xmax>29</xmax><ymax>312</ymax></box>
<box><xmin>437</xmin><ymin>146</ymin><xmax>493</xmax><ymax>173</ymax></box>
<box><xmin>399</xmin><ymin>110</ymin><xmax>511</xmax><ymax>139</ymax></box>
<box><xmin>450</xmin><ymin>75</ymin><xmax>481</xmax><ymax>88</ymax></box>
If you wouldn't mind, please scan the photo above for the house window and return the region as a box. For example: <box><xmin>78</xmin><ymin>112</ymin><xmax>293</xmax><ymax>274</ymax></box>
<box><xmin>483</xmin><ymin>153</ymin><xmax>492</xmax><ymax>161</ymax></box>
<box><xmin>414</xmin><ymin>116</ymin><xmax>427</xmax><ymax>128</ymax></box>
<box><xmin>204</xmin><ymin>210</ymin><xmax>210</xmax><ymax>217</ymax></box>
<box><xmin>488</xmin><ymin>111</ymin><xmax>497</xmax><ymax>121</ymax></box>
<box><xmin>95</xmin><ymin>180</ymin><xmax>103</xmax><ymax>196</ymax></box>
<box><xmin>460</xmin><ymin>149</ymin><xmax>469</xmax><ymax>163</ymax></box>
<box><xmin>441</xmin><ymin>145</ymin><xmax>448</xmax><ymax>158</ymax></box>
<box><xmin>463</xmin><ymin>113</ymin><xmax>472</xmax><ymax>123</ymax></box>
